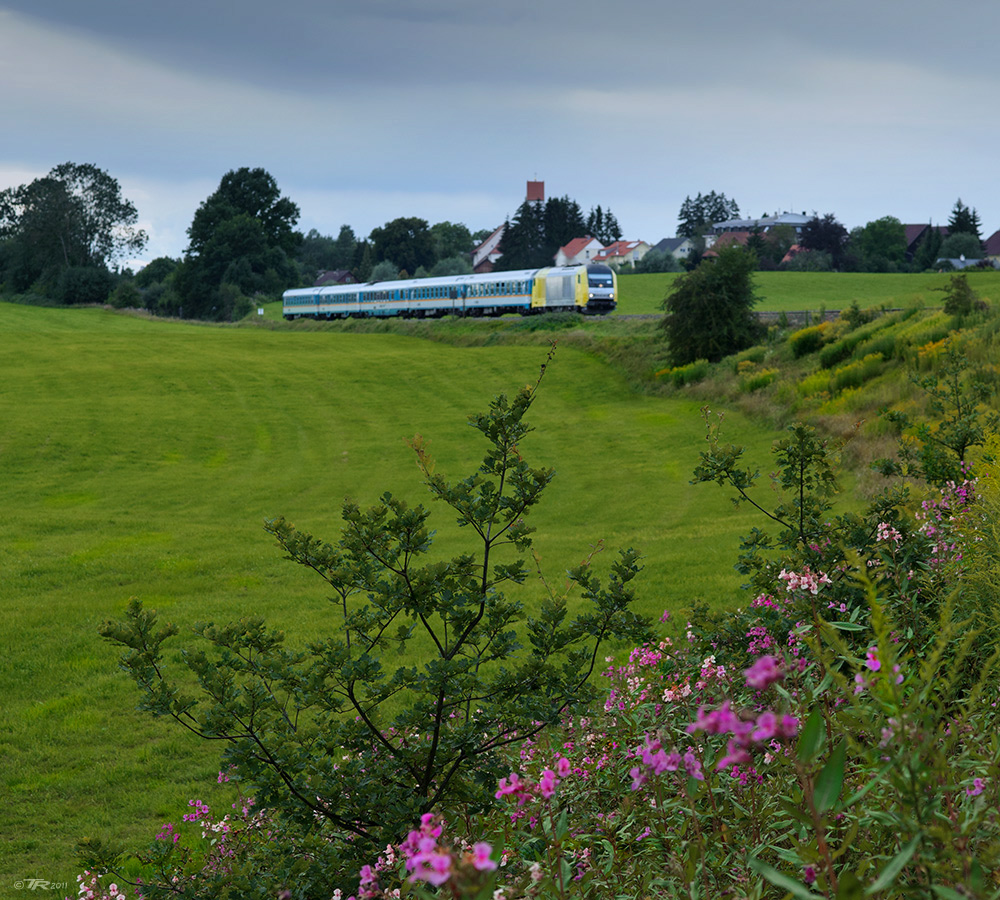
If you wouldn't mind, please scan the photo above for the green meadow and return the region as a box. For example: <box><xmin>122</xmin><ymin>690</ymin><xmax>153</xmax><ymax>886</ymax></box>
<box><xmin>617</xmin><ymin>269</ymin><xmax>1000</xmax><ymax>315</ymax></box>
<box><xmin>8</xmin><ymin>267</ymin><xmax>999</xmax><ymax>885</ymax></box>
<box><xmin>1</xmin><ymin>302</ymin><xmax>779</xmax><ymax>883</ymax></box>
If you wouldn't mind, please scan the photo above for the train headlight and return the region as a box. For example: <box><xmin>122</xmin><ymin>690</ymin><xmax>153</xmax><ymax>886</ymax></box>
<box><xmin>589</xmin><ymin>292</ymin><xmax>594</xmax><ymax>299</ymax></box>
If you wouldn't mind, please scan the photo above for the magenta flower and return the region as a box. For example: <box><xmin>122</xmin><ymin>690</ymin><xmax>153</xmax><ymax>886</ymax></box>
<box><xmin>687</xmin><ymin>701</ymin><xmax>740</xmax><ymax>735</ymax></box>
<box><xmin>751</xmin><ymin>710</ymin><xmax>778</xmax><ymax>742</ymax></box>
<box><xmin>779</xmin><ymin>714</ymin><xmax>799</xmax><ymax>738</ymax></box>
<box><xmin>470</xmin><ymin>842</ymin><xmax>498</xmax><ymax>871</ymax></box>
<box><xmin>683</xmin><ymin>749</ymin><xmax>705</xmax><ymax>780</ymax></box>
<box><xmin>538</xmin><ymin>768</ymin><xmax>559</xmax><ymax>799</ymax></box>
<box><xmin>967</xmin><ymin>777</ymin><xmax>985</xmax><ymax>797</ymax></box>
<box><xmin>865</xmin><ymin>648</ymin><xmax>881</xmax><ymax>672</ymax></box>
<box><xmin>744</xmin><ymin>654</ymin><xmax>784</xmax><ymax>690</ymax></box>
<box><xmin>556</xmin><ymin>756</ymin><xmax>572</xmax><ymax>778</ymax></box>
<box><xmin>716</xmin><ymin>739</ymin><xmax>752</xmax><ymax>771</ymax></box>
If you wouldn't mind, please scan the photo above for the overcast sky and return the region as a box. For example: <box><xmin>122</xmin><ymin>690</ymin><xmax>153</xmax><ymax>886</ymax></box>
<box><xmin>2</xmin><ymin>1</ymin><xmax>998</xmax><ymax>265</ymax></box>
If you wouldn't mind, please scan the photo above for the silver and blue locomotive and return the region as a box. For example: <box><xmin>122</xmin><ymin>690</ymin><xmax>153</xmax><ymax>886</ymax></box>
<box><xmin>282</xmin><ymin>264</ymin><xmax>616</xmax><ymax>320</ymax></box>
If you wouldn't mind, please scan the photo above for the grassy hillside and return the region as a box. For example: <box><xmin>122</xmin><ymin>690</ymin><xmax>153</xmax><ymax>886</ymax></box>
<box><xmin>9</xmin><ymin>269</ymin><xmax>1000</xmax><ymax>883</ymax></box>
<box><xmin>617</xmin><ymin>269</ymin><xmax>1000</xmax><ymax>315</ymax></box>
<box><xmin>1</xmin><ymin>303</ymin><xmax>776</xmax><ymax>881</ymax></box>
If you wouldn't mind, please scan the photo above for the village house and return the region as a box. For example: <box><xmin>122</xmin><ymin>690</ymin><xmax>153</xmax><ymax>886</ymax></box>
<box><xmin>554</xmin><ymin>236</ymin><xmax>604</xmax><ymax>266</ymax></box>
<box><xmin>592</xmin><ymin>240</ymin><xmax>651</xmax><ymax>268</ymax></box>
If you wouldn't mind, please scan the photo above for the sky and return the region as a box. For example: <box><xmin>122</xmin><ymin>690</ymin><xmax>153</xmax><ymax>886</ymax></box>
<box><xmin>2</xmin><ymin>1</ymin><xmax>999</xmax><ymax>267</ymax></box>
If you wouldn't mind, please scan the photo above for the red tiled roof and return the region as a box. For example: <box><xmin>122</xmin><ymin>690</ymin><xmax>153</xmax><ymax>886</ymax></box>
<box><xmin>712</xmin><ymin>232</ymin><xmax>751</xmax><ymax>248</ymax></box>
<box><xmin>592</xmin><ymin>240</ymin><xmax>644</xmax><ymax>262</ymax></box>
<box><xmin>558</xmin><ymin>236</ymin><xmax>597</xmax><ymax>257</ymax></box>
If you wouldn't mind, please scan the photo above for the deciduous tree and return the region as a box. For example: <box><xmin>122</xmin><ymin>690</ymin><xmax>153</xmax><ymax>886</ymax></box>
<box><xmin>939</xmin><ymin>232</ymin><xmax>983</xmax><ymax>261</ymax></box>
<box><xmin>0</xmin><ymin>162</ymin><xmax>146</xmax><ymax>295</ymax></box>
<box><xmin>175</xmin><ymin>168</ymin><xmax>301</xmax><ymax>319</ymax></box>
<box><xmin>799</xmin><ymin>213</ymin><xmax>849</xmax><ymax>270</ymax></box>
<box><xmin>369</xmin><ymin>217</ymin><xmax>435</xmax><ymax>276</ymax></box>
<box><xmin>661</xmin><ymin>244</ymin><xmax>762</xmax><ymax>365</ymax></box>
<box><xmin>851</xmin><ymin>216</ymin><xmax>906</xmax><ymax>272</ymax></box>
<box><xmin>429</xmin><ymin>221</ymin><xmax>472</xmax><ymax>262</ymax></box>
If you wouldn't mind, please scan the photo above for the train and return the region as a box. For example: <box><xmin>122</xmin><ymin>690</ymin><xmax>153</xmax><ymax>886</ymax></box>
<box><xmin>282</xmin><ymin>263</ymin><xmax>617</xmax><ymax>320</ymax></box>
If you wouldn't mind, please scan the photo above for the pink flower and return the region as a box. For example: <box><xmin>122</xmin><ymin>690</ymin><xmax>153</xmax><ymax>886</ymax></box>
<box><xmin>471</xmin><ymin>842</ymin><xmax>498</xmax><ymax>871</ymax></box>
<box><xmin>687</xmin><ymin>701</ymin><xmax>740</xmax><ymax>735</ymax></box>
<box><xmin>683</xmin><ymin>749</ymin><xmax>704</xmax><ymax>781</ymax></box>
<box><xmin>865</xmin><ymin>648</ymin><xmax>881</xmax><ymax>672</ymax></box>
<box><xmin>716</xmin><ymin>739</ymin><xmax>752</xmax><ymax>771</ymax></box>
<box><xmin>556</xmin><ymin>756</ymin><xmax>572</xmax><ymax>778</ymax></box>
<box><xmin>751</xmin><ymin>710</ymin><xmax>778</xmax><ymax>742</ymax></box>
<box><xmin>966</xmin><ymin>777</ymin><xmax>985</xmax><ymax>797</ymax></box>
<box><xmin>779</xmin><ymin>714</ymin><xmax>799</xmax><ymax>738</ymax></box>
<box><xmin>538</xmin><ymin>768</ymin><xmax>559</xmax><ymax>799</ymax></box>
<box><xmin>744</xmin><ymin>655</ymin><xmax>784</xmax><ymax>690</ymax></box>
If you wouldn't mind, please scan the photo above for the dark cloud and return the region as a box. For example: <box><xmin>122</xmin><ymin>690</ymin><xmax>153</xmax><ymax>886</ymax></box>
<box><xmin>3</xmin><ymin>1</ymin><xmax>999</xmax><ymax>260</ymax></box>
<box><xmin>7</xmin><ymin>0</ymin><xmax>999</xmax><ymax>94</ymax></box>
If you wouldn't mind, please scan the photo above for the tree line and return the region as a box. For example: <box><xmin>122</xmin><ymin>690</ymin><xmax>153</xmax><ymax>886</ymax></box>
<box><xmin>673</xmin><ymin>191</ymin><xmax>991</xmax><ymax>274</ymax></box>
<box><xmin>1</xmin><ymin>163</ymin><xmax>993</xmax><ymax>321</ymax></box>
<box><xmin>0</xmin><ymin>162</ymin><xmax>627</xmax><ymax>321</ymax></box>
<box><xmin>779</xmin><ymin>200</ymin><xmax>988</xmax><ymax>274</ymax></box>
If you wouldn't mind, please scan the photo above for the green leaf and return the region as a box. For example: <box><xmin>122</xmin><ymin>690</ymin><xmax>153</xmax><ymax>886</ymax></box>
<box><xmin>930</xmin><ymin>887</ymin><xmax>968</xmax><ymax>900</ymax></box>
<box><xmin>797</xmin><ymin>708</ymin><xmax>826</xmax><ymax>763</ymax></box>
<box><xmin>598</xmin><ymin>839</ymin><xmax>615</xmax><ymax>875</ymax></box>
<box><xmin>814</xmin><ymin>740</ymin><xmax>847</xmax><ymax>815</ymax></box>
<box><xmin>836</xmin><ymin>872</ymin><xmax>864</xmax><ymax>900</ymax></box>
<box><xmin>830</xmin><ymin>621</ymin><xmax>866</xmax><ymax>632</ymax></box>
<box><xmin>554</xmin><ymin>808</ymin><xmax>569</xmax><ymax>841</ymax></box>
<box><xmin>748</xmin><ymin>857</ymin><xmax>824</xmax><ymax>900</ymax></box>
<box><xmin>865</xmin><ymin>834</ymin><xmax>921</xmax><ymax>894</ymax></box>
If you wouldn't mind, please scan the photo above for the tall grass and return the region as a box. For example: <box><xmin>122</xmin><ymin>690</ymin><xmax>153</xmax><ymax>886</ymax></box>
<box><xmin>0</xmin><ymin>302</ymin><xmax>776</xmax><ymax>881</ymax></box>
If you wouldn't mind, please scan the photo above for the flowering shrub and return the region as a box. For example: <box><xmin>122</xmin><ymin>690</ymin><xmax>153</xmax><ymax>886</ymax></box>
<box><xmin>79</xmin><ymin>471</ymin><xmax>1000</xmax><ymax>898</ymax></box>
<box><xmin>79</xmin><ymin>368</ymin><xmax>1000</xmax><ymax>898</ymax></box>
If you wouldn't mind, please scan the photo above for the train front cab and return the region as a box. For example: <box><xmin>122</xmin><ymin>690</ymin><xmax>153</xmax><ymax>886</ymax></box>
<box><xmin>583</xmin><ymin>264</ymin><xmax>616</xmax><ymax>314</ymax></box>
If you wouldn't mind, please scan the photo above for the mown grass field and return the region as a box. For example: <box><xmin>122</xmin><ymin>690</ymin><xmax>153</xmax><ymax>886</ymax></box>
<box><xmin>1</xmin><ymin>302</ymin><xmax>782</xmax><ymax>883</ymax></box>
<box><xmin>617</xmin><ymin>269</ymin><xmax>1000</xmax><ymax>315</ymax></box>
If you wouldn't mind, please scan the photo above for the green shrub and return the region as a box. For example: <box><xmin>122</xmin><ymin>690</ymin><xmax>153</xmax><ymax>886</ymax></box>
<box><xmin>789</xmin><ymin>323</ymin><xmax>830</xmax><ymax>358</ymax></box>
<box><xmin>57</xmin><ymin>266</ymin><xmax>115</xmax><ymax>305</ymax></box>
<box><xmin>831</xmin><ymin>352</ymin><xmax>884</xmax><ymax>392</ymax></box>
<box><xmin>854</xmin><ymin>330</ymin><xmax>898</xmax><ymax>361</ymax></box>
<box><xmin>742</xmin><ymin>367</ymin><xmax>778</xmax><ymax>392</ymax></box>
<box><xmin>797</xmin><ymin>369</ymin><xmax>831</xmax><ymax>397</ymax></box>
<box><xmin>662</xmin><ymin>358</ymin><xmax>711</xmax><ymax>387</ymax></box>
<box><xmin>819</xmin><ymin>312</ymin><xmax>902</xmax><ymax>368</ymax></box>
